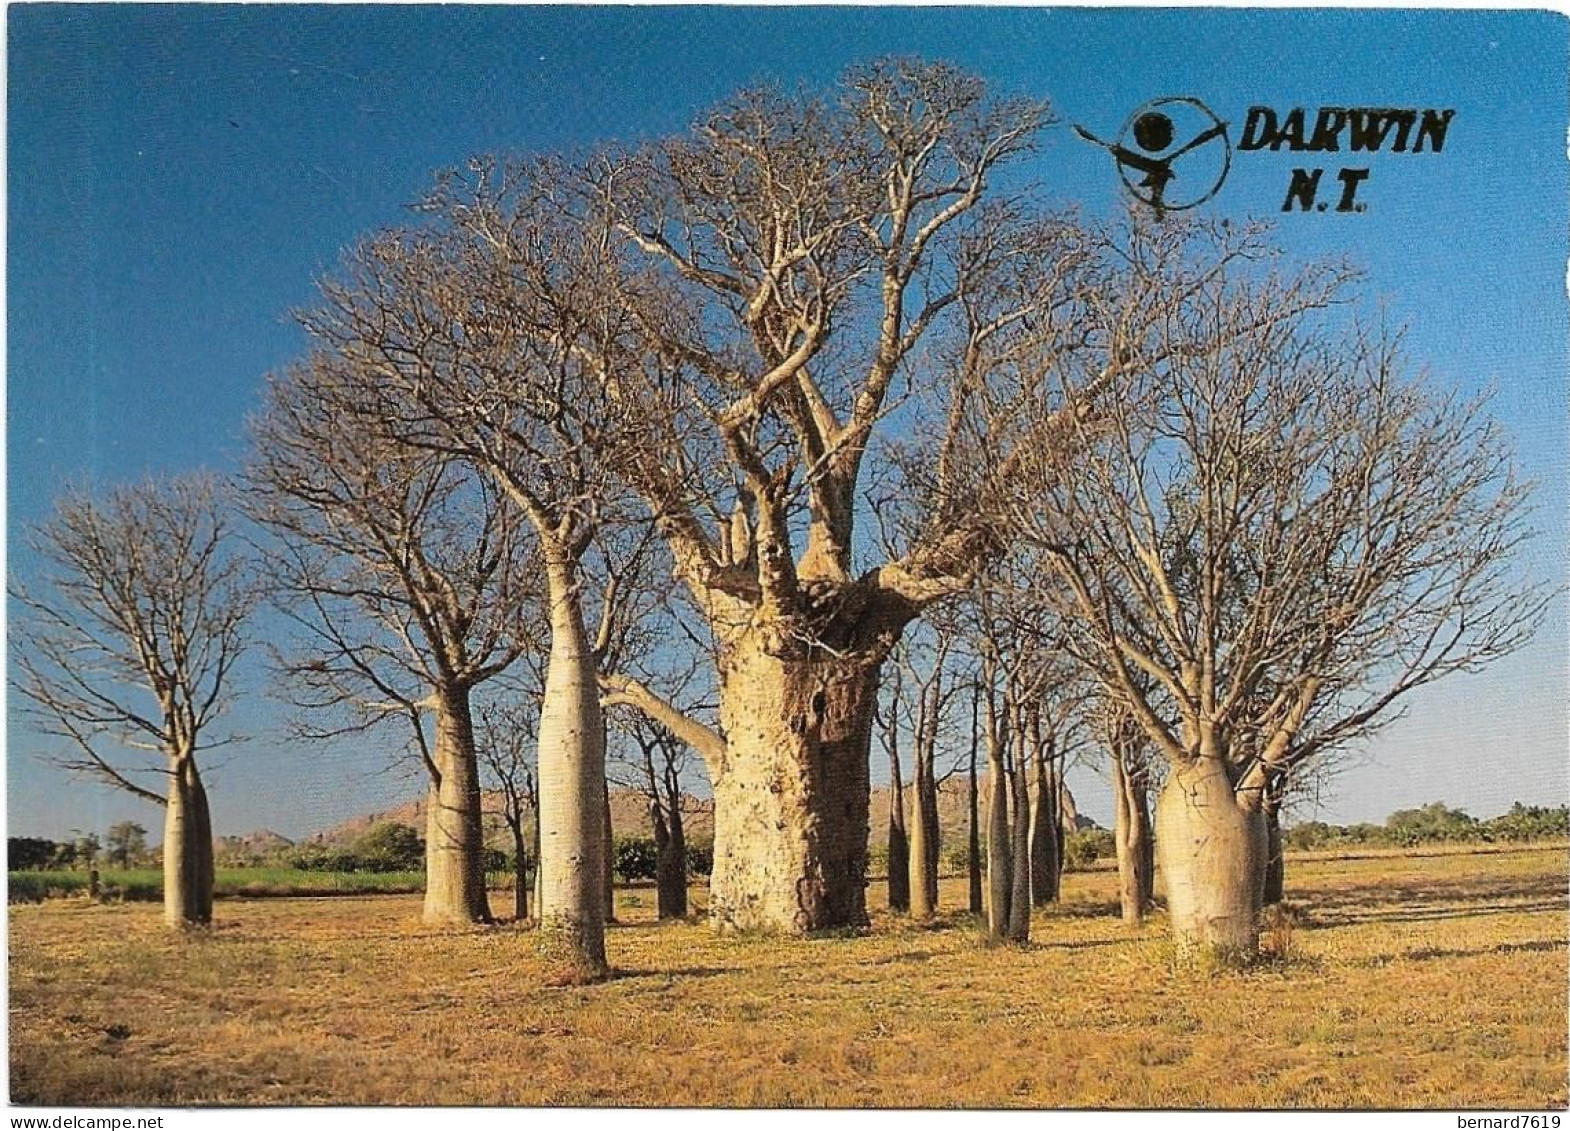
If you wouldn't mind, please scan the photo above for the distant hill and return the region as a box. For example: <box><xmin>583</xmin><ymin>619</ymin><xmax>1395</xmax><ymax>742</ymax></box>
<box><xmin>302</xmin><ymin>772</ymin><xmax>1090</xmax><ymax>856</ymax></box>
<box><xmin>308</xmin><ymin>789</ymin><xmax>716</xmax><ymax>850</ymax></box>
<box><xmin>213</xmin><ymin>829</ymin><xmax>295</xmax><ymax>865</ymax></box>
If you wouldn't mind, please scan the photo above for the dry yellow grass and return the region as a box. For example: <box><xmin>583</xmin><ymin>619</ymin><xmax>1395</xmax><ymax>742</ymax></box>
<box><xmin>9</xmin><ymin>843</ymin><xmax>1567</xmax><ymax>1107</ymax></box>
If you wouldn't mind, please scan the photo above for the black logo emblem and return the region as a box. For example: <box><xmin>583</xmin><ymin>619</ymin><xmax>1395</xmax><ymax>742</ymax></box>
<box><xmin>1076</xmin><ymin>97</ymin><xmax>1231</xmax><ymax>217</ymax></box>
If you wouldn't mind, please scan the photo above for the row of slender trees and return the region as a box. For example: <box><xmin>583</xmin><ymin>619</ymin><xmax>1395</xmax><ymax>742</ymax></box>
<box><xmin>11</xmin><ymin>59</ymin><xmax>1545</xmax><ymax>972</ymax></box>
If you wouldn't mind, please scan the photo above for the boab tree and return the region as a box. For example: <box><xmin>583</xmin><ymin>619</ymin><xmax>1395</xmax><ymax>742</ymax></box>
<box><xmin>594</xmin><ymin>60</ymin><xmax>1105</xmax><ymax>931</ymax></box>
<box><xmin>1013</xmin><ymin>221</ymin><xmax>1546</xmax><ymax>955</ymax></box>
<box><xmin>887</xmin><ymin>628</ymin><xmax>963</xmax><ymax>920</ymax></box>
<box><xmin>10</xmin><ymin>476</ymin><xmax>253</xmax><ymax>928</ymax></box>
<box><xmin>963</xmin><ymin>571</ymin><xmax>1087</xmax><ymax>940</ymax></box>
<box><xmin>1097</xmin><ymin>697</ymin><xmax>1158</xmax><ymax>926</ymax></box>
<box><xmin>878</xmin><ymin>663</ymin><xmax>912</xmax><ymax>914</ymax></box>
<box><xmin>246</xmin><ymin>357</ymin><xmax>535</xmax><ymax>926</ymax></box>
<box><xmin>611</xmin><ymin>713</ymin><xmax>704</xmax><ymax>921</ymax></box>
<box><xmin>476</xmin><ymin>694</ymin><xmax>541</xmax><ymax>923</ymax></box>
<box><xmin>293</xmin><ymin>196</ymin><xmax>645</xmax><ymax>977</ymax></box>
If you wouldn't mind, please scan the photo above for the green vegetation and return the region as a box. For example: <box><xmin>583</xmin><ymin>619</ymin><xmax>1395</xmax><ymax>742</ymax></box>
<box><xmin>611</xmin><ymin>836</ymin><xmax>713</xmax><ymax>882</ymax></box>
<box><xmin>1286</xmin><ymin>803</ymin><xmax>1569</xmax><ymax>853</ymax></box>
<box><xmin>1064</xmin><ymin>828</ymin><xmax>1117</xmax><ymax>871</ymax></box>
<box><xmin>290</xmin><ymin>821</ymin><xmax>428</xmax><ymax>873</ymax></box>
<box><xmin>5</xmin><ymin>868</ymin><xmax>476</xmax><ymax>903</ymax></box>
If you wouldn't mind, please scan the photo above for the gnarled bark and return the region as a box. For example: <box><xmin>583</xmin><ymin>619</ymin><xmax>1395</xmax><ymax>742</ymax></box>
<box><xmin>163</xmin><ymin>757</ymin><xmax>214</xmax><ymax>928</ymax></box>
<box><xmin>708</xmin><ymin>635</ymin><xmax>878</xmax><ymax>932</ymax></box>
<box><xmin>423</xmin><ymin>687</ymin><xmax>492</xmax><ymax>926</ymax></box>
<box><xmin>1155</xmin><ymin>757</ymin><xmax>1266</xmax><ymax>955</ymax></box>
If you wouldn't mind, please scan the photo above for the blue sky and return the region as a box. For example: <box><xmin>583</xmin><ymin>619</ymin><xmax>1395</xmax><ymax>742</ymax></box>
<box><xmin>7</xmin><ymin>6</ymin><xmax>1567</xmax><ymax>841</ymax></box>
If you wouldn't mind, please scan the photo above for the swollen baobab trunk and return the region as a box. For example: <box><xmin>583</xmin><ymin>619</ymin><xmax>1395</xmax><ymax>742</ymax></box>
<box><xmin>536</xmin><ymin>561</ymin><xmax>609</xmax><ymax>977</ymax></box>
<box><xmin>163</xmin><ymin>756</ymin><xmax>215</xmax><ymax>928</ymax></box>
<box><xmin>1154</xmin><ymin>757</ymin><xmax>1267</xmax><ymax>955</ymax></box>
<box><xmin>708</xmin><ymin>636</ymin><xmax>877</xmax><ymax>932</ymax></box>
<box><xmin>1028</xmin><ymin>740</ymin><xmax>1061</xmax><ymax>906</ymax></box>
<box><xmin>423</xmin><ymin>687</ymin><xmax>492</xmax><ymax>926</ymax></box>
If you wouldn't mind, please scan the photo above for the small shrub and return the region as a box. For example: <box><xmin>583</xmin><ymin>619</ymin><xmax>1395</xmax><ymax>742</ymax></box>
<box><xmin>351</xmin><ymin>822</ymin><xmax>425</xmax><ymax>872</ymax></box>
<box><xmin>8</xmin><ymin>873</ymin><xmax>51</xmax><ymax>903</ymax></box>
<box><xmin>1064</xmin><ymin>828</ymin><xmax>1115</xmax><ymax>872</ymax></box>
<box><xmin>613</xmin><ymin>836</ymin><xmax>659</xmax><ymax>882</ymax></box>
<box><xmin>8</xmin><ymin>837</ymin><xmax>60</xmax><ymax>872</ymax></box>
<box><xmin>685</xmin><ymin>838</ymin><xmax>714</xmax><ymax>877</ymax></box>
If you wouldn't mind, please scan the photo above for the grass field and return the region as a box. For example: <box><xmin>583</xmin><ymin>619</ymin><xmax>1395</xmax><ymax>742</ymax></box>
<box><xmin>9</xmin><ymin>844</ymin><xmax>1567</xmax><ymax>1108</ymax></box>
<box><xmin>6</xmin><ymin>868</ymin><xmax>506</xmax><ymax>903</ymax></box>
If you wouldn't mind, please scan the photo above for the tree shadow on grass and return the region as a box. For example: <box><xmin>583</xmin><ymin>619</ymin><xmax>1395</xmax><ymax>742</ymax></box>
<box><xmin>1289</xmin><ymin>872</ymin><xmax>1568</xmax><ymax>929</ymax></box>
<box><xmin>610</xmin><ymin>965</ymin><xmax>732</xmax><ymax>981</ymax></box>
<box><xmin>866</xmin><ymin>949</ymin><xmax>940</xmax><ymax>965</ymax></box>
<box><xmin>1361</xmin><ymin>937</ymin><xmax>1567</xmax><ymax>966</ymax></box>
<box><xmin>1031</xmin><ymin>934</ymin><xmax>1140</xmax><ymax>953</ymax></box>
<box><xmin>1306</xmin><ymin>899</ymin><xmax>1568</xmax><ymax>928</ymax></box>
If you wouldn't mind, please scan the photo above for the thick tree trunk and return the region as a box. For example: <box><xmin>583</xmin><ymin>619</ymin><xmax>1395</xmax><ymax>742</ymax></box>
<box><xmin>602</xmin><ymin>780</ymin><xmax>616</xmax><ymax>924</ymax></box>
<box><xmin>423</xmin><ymin>686</ymin><xmax>492</xmax><ymax>926</ymax></box>
<box><xmin>510</xmin><ymin>821</ymin><xmax>529</xmax><ymax>923</ymax></box>
<box><xmin>163</xmin><ymin>756</ymin><xmax>214</xmax><ymax>928</ymax></box>
<box><xmin>917</xmin><ymin>752</ymin><xmax>940</xmax><ymax>912</ymax></box>
<box><xmin>536</xmin><ymin>560</ymin><xmax>609</xmax><ymax>977</ymax></box>
<box><xmin>708</xmin><ymin>635</ymin><xmax>877</xmax><ymax>933</ymax></box>
<box><xmin>1263</xmin><ymin>799</ymin><xmax>1285</xmax><ymax>906</ymax></box>
<box><xmin>1007</xmin><ymin>755</ymin><xmax>1032</xmax><ymax>942</ymax></box>
<box><xmin>1029</xmin><ymin>741</ymin><xmax>1059</xmax><ymax>907</ymax></box>
<box><xmin>1154</xmin><ymin>757</ymin><xmax>1267</xmax><ymax>956</ymax></box>
<box><xmin>984</xmin><ymin>721</ymin><xmax>1011</xmax><ymax>938</ymax></box>
<box><xmin>888</xmin><ymin>739</ymin><xmax>911</xmax><ymax>914</ymax></box>
<box><xmin>967</xmin><ymin>697</ymin><xmax>983</xmax><ymax>916</ymax></box>
<box><xmin>656</xmin><ymin>801</ymin><xmax>688</xmax><ymax>920</ymax></box>
<box><xmin>908</xmin><ymin>733</ymin><xmax>942</xmax><ymax>919</ymax></box>
<box><xmin>905</xmin><ymin>758</ymin><xmax>928</xmax><ymax>917</ymax></box>
<box><xmin>1112</xmin><ymin>752</ymin><xmax>1151</xmax><ymax>926</ymax></box>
